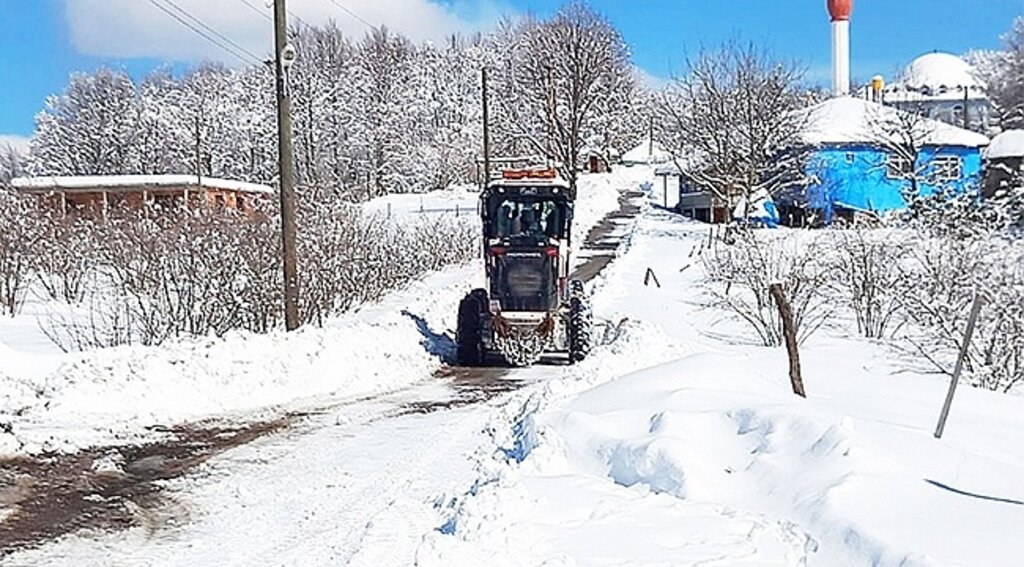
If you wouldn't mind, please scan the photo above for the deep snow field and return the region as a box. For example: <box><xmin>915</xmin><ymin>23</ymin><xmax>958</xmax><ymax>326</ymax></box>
<box><xmin>2</xmin><ymin>166</ymin><xmax>1023</xmax><ymax>566</ymax></box>
<box><xmin>419</xmin><ymin>207</ymin><xmax>1024</xmax><ymax>566</ymax></box>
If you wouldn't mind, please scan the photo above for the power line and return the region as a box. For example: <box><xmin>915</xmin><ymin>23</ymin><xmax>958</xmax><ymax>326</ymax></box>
<box><xmin>234</xmin><ymin>0</ymin><xmax>272</xmax><ymax>22</ymax></box>
<box><xmin>144</xmin><ymin>0</ymin><xmax>258</xmax><ymax>65</ymax></box>
<box><xmin>236</xmin><ymin>0</ymin><xmax>312</xmax><ymax>31</ymax></box>
<box><xmin>158</xmin><ymin>0</ymin><xmax>264</xmax><ymax>63</ymax></box>
<box><xmin>143</xmin><ymin>0</ymin><xmax>256</xmax><ymax>64</ymax></box>
<box><xmin>324</xmin><ymin>0</ymin><xmax>376</xmax><ymax>31</ymax></box>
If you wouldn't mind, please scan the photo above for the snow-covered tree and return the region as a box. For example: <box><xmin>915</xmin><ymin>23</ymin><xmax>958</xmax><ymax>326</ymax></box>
<box><xmin>23</xmin><ymin>12</ymin><xmax>646</xmax><ymax>198</ymax></box>
<box><xmin>31</xmin><ymin>68</ymin><xmax>140</xmax><ymax>175</ymax></box>
<box><xmin>513</xmin><ymin>3</ymin><xmax>638</xmax><ymax>191</ymax></box>
<box><xmin>0</xmin><ymin>143</ymin><xmax>24</xmax><ymax>187</ymax></box>
<box><xmin>659</xmin><ymin>42</ymin><xmax>809</xmax><ymax>212</ymax></box>
<box><xmin>980</xmin><ymin>17</ymin><xmax>1024</xmax><ymax>130</ymax></box>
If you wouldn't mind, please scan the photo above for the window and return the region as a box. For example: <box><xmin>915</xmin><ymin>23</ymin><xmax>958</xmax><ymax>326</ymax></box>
<box><xmin>845</xmin><ymin>152</ymin><xmax>855</xmax><ymax>164</ymax></box>
<box><xmin>886</xmin><ymin>154</ymin><xmax>914</xmax><ymax>179</ymax></box>
<box><xmin>931</xmin><ymin>155</ymin><xmax>962</xmax><ymax>182</ymax></box>
<box><xmin>491</xmin><ymin>199</ymin><xmax>566</xmax><ymax>239</ymax></box>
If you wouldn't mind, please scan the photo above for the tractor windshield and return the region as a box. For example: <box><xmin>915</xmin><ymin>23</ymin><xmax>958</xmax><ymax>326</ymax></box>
<box><xmin>489</xmin><ymin>198</ymin><xmax>567</xmax><ymax>240</ymax></box>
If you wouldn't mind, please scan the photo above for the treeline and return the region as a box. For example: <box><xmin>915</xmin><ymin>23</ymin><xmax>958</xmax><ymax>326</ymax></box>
<box><xmin>25</xmin><ymin>4</ymin><xmax>645</xmax><ymax>200</ymax></box>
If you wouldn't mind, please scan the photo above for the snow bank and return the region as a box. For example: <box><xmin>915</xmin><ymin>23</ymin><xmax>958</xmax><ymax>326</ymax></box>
<box><xmin>0</xmin><ymin>265</ymin><xmax>478</xmax><ymax>456</ymax></box>
<box><xmin>423</xmin><ymin>210</ymin><xmax>1024</xmax><ymax>566</ymax></box>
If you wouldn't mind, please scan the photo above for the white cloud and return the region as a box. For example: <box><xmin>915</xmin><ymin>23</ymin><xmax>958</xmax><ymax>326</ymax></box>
<box><xmin>64</xmin><ymin>0</ymin><xmax>514</xmax><ymax>65</ymax></box>
<box><xmin>0</xmin><ymin>135</ymin><xmax>30</xmax><ymax>156</ymax></box>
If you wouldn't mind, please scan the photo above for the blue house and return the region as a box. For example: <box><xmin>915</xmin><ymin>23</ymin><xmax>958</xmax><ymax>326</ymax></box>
<box><xmin>791</xmin><ymin>98</ymin><xmax>988</xmax><ymax>224</ymax></box>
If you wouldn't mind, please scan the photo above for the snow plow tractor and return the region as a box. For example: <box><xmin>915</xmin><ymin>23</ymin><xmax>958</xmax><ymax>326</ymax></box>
<box><xmin>456</xmin><ymin>169</ymin><xmax>593</xmax><ymax>367</ymax></box>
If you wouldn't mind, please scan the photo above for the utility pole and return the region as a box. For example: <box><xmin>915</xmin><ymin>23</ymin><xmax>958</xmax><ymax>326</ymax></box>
<box><xmin>546</xmin><ymin>64</ymin><xmax>554</xmax><ymax>167</ymax></box>
<box><xmin>274</xmin><ymin>0</ymin><xmax>300</xmax><ymax>331</ymax></box>
<box><xmin>192</xmin><ymin>111</ymin><xmax>202</xmax><ymax>209</ymax></box>
<box><xmin>962</xmin><ymin>86</ymin><xmax>970</xmax><ymax>131</ymax></box>
<box><xmin>482</xmin><ymin>67</ymin><xmax>491</xmax><ymax>187</ymax></box>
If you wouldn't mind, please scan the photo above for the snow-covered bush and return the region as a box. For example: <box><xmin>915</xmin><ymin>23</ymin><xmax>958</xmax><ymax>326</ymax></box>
<box><xmin>701</xmin><ymin>228</ymin><xmax>832</xmax><ymax>347</ymax></box>
<box><xmin>36</xmin><ymin>197</ymin><xmax>477</xmax><ymax>350</ymax></box>
<box><xmin>0</xmin><ymin>191</ymin><xmax>38</xmax><ymax>316</ymax></box>
<box><xmin>297</xmin><ymin>189</ymin><xmax>476</xmax><ymax>326</ymax></box>
<box><xmin>825</xmin><ymin>228</ymin><xmax>910</xmax><ymax>339</ymax></box>
<box><xmin>896</xmin><ymin>224</ymin><xmax>1024</xmax><ymax>393</ymax></box>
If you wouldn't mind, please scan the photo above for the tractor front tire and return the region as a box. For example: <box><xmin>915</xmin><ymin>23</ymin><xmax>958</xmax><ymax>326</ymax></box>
<box><xmin>568</xmin><ymin>280</ymin><xmax>592</xmax><ymax>364</ymax></box>
<box><xmin>456</xmin><ymin>289</ymin><xmax>488</xmax><ymax>366</ymax></box>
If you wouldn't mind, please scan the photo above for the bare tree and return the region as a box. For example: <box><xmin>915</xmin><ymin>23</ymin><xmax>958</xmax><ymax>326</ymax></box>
<box><xmin>514</xmin><ymin>2</ymin><xmax>636</xmax><ymax>193</ymax></box>
<box><xmin>864</xmin><ymin>103</ymin><xmax>938</xmax><ymax>201</ymax></box>
<box><xmin>701</xmin><ymin>228</ymin><xmax>832</xmax><ymax>347</ymax></box>
<box><xmin>660</xmin><ymin>42</ymin><xmax>810</xmax><ymax>215</ymax></box>
<box><xmin>827</xmin><ymin>228</ymin><xmax>909</xmax><ymax>339</ymax></box>
<box><xmin>0</xmin><ymin>191</ymin><xmax>37</xmax><ymax>316</ymax></box>
<box><xmin>977</xmin><ymin>17</ymin><xmax>1024</xmax><ymax>130</ymax></box>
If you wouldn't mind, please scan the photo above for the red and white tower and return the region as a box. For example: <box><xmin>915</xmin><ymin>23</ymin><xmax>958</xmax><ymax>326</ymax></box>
<box><xmin>828</xmin><ymin>0</ymin><xmax>853</xmax><ymax>96</ymax></box>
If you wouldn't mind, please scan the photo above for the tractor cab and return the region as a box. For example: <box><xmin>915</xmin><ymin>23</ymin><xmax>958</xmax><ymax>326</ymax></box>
<box><xmin>480</xmin><ymin>170</ymin><xmax>573</xmax><ymax>313</ymax></box>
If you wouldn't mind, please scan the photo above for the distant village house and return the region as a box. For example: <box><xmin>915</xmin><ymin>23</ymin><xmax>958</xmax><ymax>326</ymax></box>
<box><xmin>788</xmin><ymin>97</ymin><xmax>988</xmax><ymax>225</ymax></box>
<box><xmin>11</xmin><ymin>175</ymin><xmax>273</xmax><ymax>219</ymax></box>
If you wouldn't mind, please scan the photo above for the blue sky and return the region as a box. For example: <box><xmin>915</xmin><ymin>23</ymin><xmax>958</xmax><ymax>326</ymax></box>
<box><xmin>1</xmin><ymin>0</ymin><xmax>1021</xmax><ymax>138</ymax></box>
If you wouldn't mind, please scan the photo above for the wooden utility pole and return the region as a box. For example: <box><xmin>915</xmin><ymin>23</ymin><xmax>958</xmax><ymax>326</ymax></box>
<box><xmin>962</xmin><ymin>87</ymin><xmax>970</xmax><ymax>131</ymax></box>
<box><xmin>274</xmin><ymin>0</ymin><xmax>300</xmax><ymax>331</ymax></box>
<box><xmin>546</xmin><ymin>64</ymin><xmax>555</xmax><ymax>166</ymax></box>
<box><xmin>769</xmin><ymin>283</ymin><xmax>806</xmax><ymax>398</ymax></box>
<box><xmin>192</xmin><ymin>112</ymin><xmax>202</xmax><ymax>208</ymax></box>
<box><xmin>482</xmin><ymin>67</ymin><xmax>491</xmax><ymax>187</ymax></box>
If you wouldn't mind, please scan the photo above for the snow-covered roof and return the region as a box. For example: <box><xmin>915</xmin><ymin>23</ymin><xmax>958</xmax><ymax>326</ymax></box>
<box><xmin>654</xmin><ymin>163</ymin><xmax>682</xmax><ymax>176</ymax></box>
<box><xmin>899</xmin><ymin>52</ymin><xmax>981</xmax><ymax>91</ymax></box>
<box><xmin>621</xmin><ymin>139</ymin><xmax>672</xmax><ymax>164</ymax></box>
<box><xmin>11</xmin><ymin>175</ymin><xmax>274</xmax><ymax>194</ymax></box>
<box><xmin>799</xmin><ymin>97</ymin><xmax>989</xmax><ymax>148</ymax></box>
<box><xmin>985</xmin><ymin>130</ymin><xmax>1024</xmax><ymax>159</ymax></box>
<box><xmin>884</xmin><ymin>52</ymin><xmax>987</xmax><ymax>102</ymax></box>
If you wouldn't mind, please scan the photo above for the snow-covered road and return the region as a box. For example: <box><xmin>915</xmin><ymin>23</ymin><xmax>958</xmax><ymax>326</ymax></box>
<box><xmin>1</xmin><ymin>171</ymin><xmax>650</xmax><ymax>564</ymax></box>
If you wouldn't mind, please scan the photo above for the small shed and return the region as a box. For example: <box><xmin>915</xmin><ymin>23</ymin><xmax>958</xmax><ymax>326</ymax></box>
<box><xmin>12</xmin><ymin>174</ymin><xmax>273</xmax><ymax>218</ymax></box>
<box><xmin>794</xmin><ymin>97</ymin><xmax>988</xmax><ymax>224</ymax></box>
<box><xmin>621</xmin><ymin>138</ymin><xmax>672</xmax><ymax>167</ymax></box>
<box><xmin>983</xmin><ymin>130</ymin><xmax>1024</xmax><ymax>198</ymax></box>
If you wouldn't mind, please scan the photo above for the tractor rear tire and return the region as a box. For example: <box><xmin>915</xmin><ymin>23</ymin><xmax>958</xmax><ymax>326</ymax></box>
<box><xmin>568</xmin><ymin>281</ymin><xmax>592</xmax><ymax>364</ymax></box>
<box><xmin>456</xmin><ymin>289</ymin><xmax>488</xmax><ymax>366</ymax></box>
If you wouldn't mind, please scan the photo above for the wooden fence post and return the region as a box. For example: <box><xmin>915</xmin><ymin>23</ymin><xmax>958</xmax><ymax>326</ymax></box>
<box><xmin>769</xmin><ymin>283</ymin><xmax>805</xmax><ymax>398</ymax></box>
<box><xmin>934</xmin><ymin>294</ymin><xmax>984</xmax><ymax>439</ymax></box>
<box><xmin>644</xmin><ymin>268</ymin><xmax>661</xmax><ymax>288</ymax></box>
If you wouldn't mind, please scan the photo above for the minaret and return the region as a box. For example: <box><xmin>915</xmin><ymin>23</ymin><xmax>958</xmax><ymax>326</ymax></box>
<box><xmin>828</xmin><ymin>0</ymin><xmax>853</xmax><ymax>96</ymax></box>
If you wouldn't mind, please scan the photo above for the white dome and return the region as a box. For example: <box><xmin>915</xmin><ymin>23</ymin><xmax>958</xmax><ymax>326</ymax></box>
<box><xmin>986</xmin><ymin>130</ymin><xmax>1024</xmax><ymax>159</ymax></box>
<box><xmin>898</xmin><ymin>52</ymin><xmax>981</xmax><ymax>90</ymax></box>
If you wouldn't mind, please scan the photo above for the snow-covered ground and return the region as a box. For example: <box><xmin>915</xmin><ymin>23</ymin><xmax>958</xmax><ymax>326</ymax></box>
<box><xmin>5</xmin><ymin>168</ymin><xmax>1023</xmax><ymax>566</ymax></box>
<box><xmin>420</xmin><ymin>209</ymin><xmax>1024</xmax><ymax>566</ymax></box>
<box><xmin>0</xmin><ymin>169</ymin><xmax>631</xmax><ymax>458</ymax></box>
